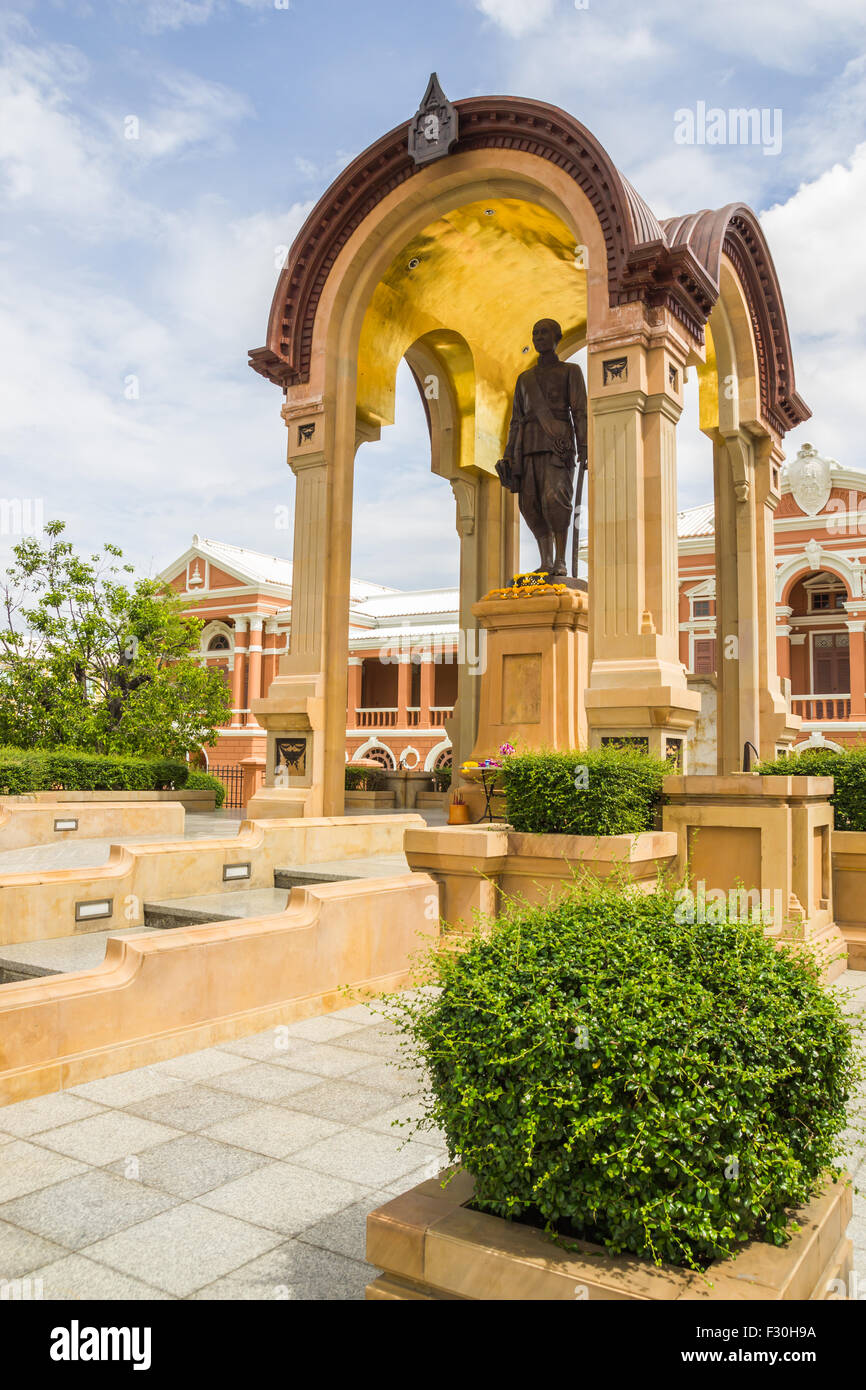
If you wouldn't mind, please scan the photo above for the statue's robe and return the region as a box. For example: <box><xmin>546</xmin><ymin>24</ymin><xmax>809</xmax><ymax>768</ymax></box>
<box><xmin>503</xmin><ymin>359</ymin><xmax>588</xmax><ymax>539</ymax></box>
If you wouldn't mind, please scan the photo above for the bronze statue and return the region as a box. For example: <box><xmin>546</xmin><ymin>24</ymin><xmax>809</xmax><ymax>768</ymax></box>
<box><xmin>496</xmin><ymin>319</ymin><xmax>588</xmax><ymax>579</ymax></box>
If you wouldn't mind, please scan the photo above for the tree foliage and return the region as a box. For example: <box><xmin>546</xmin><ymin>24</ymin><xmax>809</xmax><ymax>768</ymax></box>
<box><xmin>0</xmin><ymin>522</ymin><xmax>230</xmax><ymax>757</ymax></box>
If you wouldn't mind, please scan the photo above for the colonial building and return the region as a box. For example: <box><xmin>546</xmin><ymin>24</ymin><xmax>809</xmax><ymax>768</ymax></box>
<box><xmin>161</xmin><ymin>446</ymin><xmax>866</xmax><ymax>782</ymax></box>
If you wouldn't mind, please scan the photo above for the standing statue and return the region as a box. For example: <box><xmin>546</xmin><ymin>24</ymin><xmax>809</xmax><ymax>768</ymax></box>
<box><xmin>496</xmin><ymin>318</ymin><xmax>588</xmax><ymax>579</ymax></box>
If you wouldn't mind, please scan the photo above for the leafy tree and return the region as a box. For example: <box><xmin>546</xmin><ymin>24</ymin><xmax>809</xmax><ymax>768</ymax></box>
<box><xmin>0</xmin><ymin>521</ymin><xmax>231</xmax><ymax>757</ymax></box>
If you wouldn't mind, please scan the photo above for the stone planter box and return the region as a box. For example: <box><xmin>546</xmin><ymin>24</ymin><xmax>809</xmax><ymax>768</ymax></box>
<box><xmin>404</xmin><ymin>824</ymin><xmax>678</xmax><ymax>930</ymax></box>
<box><xmin>416</xmin><ymin>791</ymin><xmax>449</xmax><ymax>809</ymax></box>
<box><xmin>366</xmin><ymin>1168</ymin><xmax>853</xmax><ymax>1301</ymax></box>
<box><xmin>832</xmin><ymin>830</ymin><xmax>866</xmax><ymax>970</ymax></box>
<box><xmin>344</xmin><ymin>790</ymin><xmax>396</xmax><ymax>809</ymax></box>
<box><xmin>380</xmin><ymin>770</ymin><xmax>435</xmax><ymax>809</ymax></box>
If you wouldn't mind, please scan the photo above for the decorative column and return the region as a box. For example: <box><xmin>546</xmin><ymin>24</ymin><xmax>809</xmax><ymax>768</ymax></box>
<box><xmin>420</xmin><ymin>655</ymin><xmax>435</xmax><ymax>726</ymax></box>
<box><xmin>230</xmin><ymin>617</ymin><xmax>248</xmax><ymax>728</ymax></box>
<box><xmin>754</xmin><ymin>437</ymin><xmax>800</xmax><ymax>756</ymax></box>
<box><xmin>244</xmin><ymin>616</ymin><xmax>264</xmax><ymax>727</ymax></box>
<box><xmin>584</xmin><ymin>323</ymin><xmax>700</xmax><ymax>763</ymax></box>
<box><xmin>776</xmin><ymin>605</ymin><xmax>793</xmax><ymax>683</ymax></box>
<box><xmin>347</xmin><ymin>657</ymin><xmax>363</xmax><ymax>728</ymax></box>
<box><xmin>397</xmin><ymin>654</ymin><xmax>412</xmax><ymax>725</ymax></box>
<box><xmin>846</xmin><ymin>617</ymin><xmax>866</xmax><ymax>717</ymax></box>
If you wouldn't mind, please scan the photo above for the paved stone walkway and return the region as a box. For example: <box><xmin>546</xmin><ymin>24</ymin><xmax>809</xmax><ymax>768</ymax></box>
<box><xmin>0</xmin><ymin>999</ymin><xmax>447</xmax><ymax>1300</ymax></box>
<box><xmin>0</xmin><ymin>811</ymin><xmax>244</xmax><ymax>876</ymax></box>
<box><xmin>0</xmin><ymin>975</ymin><xmax>863</xmax><ymax>1301</ymax></box>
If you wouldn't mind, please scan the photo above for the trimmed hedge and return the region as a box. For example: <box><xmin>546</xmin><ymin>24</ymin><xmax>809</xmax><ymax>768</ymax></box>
<box><xmin>755</xmin><ymin>746</ymin><xmax>866</xmax><ymax>832</ymax></box>
<box><xmin>345</xmin><ymin>763</ymin><xmax>387</xmax><ymax>792</ymax></box>
<box><xmin>185</xmin><ymin>770</ymin><xmax>226</xmax><ymax>808</ymax></box>
<box><xmin>0</xmin><ymin>747</ymin><xmax>188</xmax><ymax>796</ymax></box>
<box><xmin>390</xmin><ymin>881</ymin><xmax>858</xmax><ymax>1270</ymax></box>
<box><xmin>500</xmin><ymin>747</ymin><xmax>668</xmax><ymax>836</ymax></box>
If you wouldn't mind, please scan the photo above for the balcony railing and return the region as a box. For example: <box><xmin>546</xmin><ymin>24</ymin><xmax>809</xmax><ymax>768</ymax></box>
<box><xmin>791</xmin><ymin>696</ymin><xmax>852</xmax><ymax>721</ymax></box>
<box><xmin>355</xmin><ymin>707</ymin><xmax>398</xmax><ymax>727</ymax></box>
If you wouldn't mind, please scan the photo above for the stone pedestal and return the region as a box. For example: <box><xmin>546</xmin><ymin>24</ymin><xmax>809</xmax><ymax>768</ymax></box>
<box><xmin>465</xmin><ymin>585</ymin><xmax>588</xmax><ymax>767</ymax></box>
<box><xmin>662</xmin><ymin>775</ymin><xmax>846</xmax><ymax>981</ymax></box>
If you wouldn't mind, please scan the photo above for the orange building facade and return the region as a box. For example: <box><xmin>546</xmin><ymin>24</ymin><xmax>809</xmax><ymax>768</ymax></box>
<box><xmin>161</xmin><ymin>451</ymin><xmax>866</xmax><ymax>789</ymax></box>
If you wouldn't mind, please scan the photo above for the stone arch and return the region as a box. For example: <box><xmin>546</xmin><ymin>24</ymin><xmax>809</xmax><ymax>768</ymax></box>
<box><xmin>248</xmin><ymin>90</ymin><xmax>808</xmax><ymax>814</ymax></box>
<box><xmin>779</xmin><ymin>555</ymin><xmax>857</xmax><ymax>606</ymax></box>
<box><xmin>424</xmin><ymin>737</ymin><xmax>453</xmax><ymax>771</ymax></box>
<box><xmin>352</xmin><ymin>738</ymin><xmax>396</xmax><ymax>770</ymax></box>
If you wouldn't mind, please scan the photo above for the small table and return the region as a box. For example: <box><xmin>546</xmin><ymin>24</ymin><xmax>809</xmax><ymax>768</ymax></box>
<box><xmin>478</xmin><ymin>766</ymin><xmax>501</xmax><ymax>823</ymax></box>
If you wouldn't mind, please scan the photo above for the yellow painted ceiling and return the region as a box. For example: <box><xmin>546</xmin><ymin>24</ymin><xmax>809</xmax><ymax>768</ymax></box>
<box><xmin>357</xmin><ymin>197</ymin><xmax>587</xmax><ymax>474</ymax></box>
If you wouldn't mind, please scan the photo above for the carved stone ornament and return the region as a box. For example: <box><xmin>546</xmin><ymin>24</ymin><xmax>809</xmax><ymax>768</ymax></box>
<box><xmin>408</xmin><ymin>73</ymin><xmax>458</xmax><ymax>167</ymax></box>
<box><xmin>788</xmin><ymin>442</ymin><xmax>835</xmax><ymax>518</ymax></box>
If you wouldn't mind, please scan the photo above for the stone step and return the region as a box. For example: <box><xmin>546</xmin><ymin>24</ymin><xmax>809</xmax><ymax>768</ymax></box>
<box><xmin>273</xmin><ymin>854</ymin><xmax>409</xmax><ymax>890</ymax></box>
<box><xmin>143</xmin><ymin>888</ymin><xmax>288</xmax><ymax>929</ymax></box>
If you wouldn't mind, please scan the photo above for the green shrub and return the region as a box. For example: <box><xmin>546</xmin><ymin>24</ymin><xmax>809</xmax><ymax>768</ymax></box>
<box><xmin>432</xmin><ymin>766</ymin><xmax>452</xmax><ymax>793</ymax></box>
<box><xmin>755</xmin><ymin>746</ymin><xmax>866</xmax><ymax>831</ymax></box>
<box><xmin>390</xmin><ymin>881</ymin><xmax>859</xmax><ymax>1270</ymax></box>
<box><xmin>500</xmin><ymin>747</ymin><xmax>668</xmax><ymax>836</ymax></box>
<box><xmin>0</xmin><ymin>746</ymin><xmax>188</xmax><ymax>796</ymax></box>
<box><xmin>345</xmin><ymin>763</ymin><xmax>387</xmax><ymax>792</ymax></box>
<box><xmin>185</xmin><ymin>770</ymin><xmax>226</xmax><ymax>808</ymax></box>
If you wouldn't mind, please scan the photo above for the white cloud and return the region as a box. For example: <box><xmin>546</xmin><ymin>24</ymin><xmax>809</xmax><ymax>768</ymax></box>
<box><xmin>476</xmin><ymin>0</ymin><xmax>558</xmax><ymax>39</ymax></box>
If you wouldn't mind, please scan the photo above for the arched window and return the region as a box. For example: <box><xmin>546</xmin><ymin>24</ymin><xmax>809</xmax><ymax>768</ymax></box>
<box><xmin>207</xmin><ymin>634</ymin><xmax>230</xmax><ymax>651</ymax></box>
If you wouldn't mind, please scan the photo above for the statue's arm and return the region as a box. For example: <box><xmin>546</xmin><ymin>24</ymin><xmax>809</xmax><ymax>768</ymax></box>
<box><xmin>569</xmin><ymin>364</ymin><xmax>588</xmax><ymax>462</ymax></box>
<box><xmin>501</xmin><ymin>378</ymin><xmax>525</xmax><ymax>469</ymax></box>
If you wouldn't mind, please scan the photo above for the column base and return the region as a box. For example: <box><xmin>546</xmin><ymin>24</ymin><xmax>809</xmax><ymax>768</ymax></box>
<box><xmin>585</xmin><ymin>684</ymin><xmax>702</xmax><ymax>764</ymax></box>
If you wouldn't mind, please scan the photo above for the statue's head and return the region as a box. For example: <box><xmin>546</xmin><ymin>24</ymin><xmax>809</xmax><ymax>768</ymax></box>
<box><xmin>532</xmin><ymin>318</ymin><xmax>563</xmax><ymax>354</ymax></box>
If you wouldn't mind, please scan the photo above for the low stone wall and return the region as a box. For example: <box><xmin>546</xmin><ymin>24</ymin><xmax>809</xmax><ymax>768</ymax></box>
<box><xmin>832</xmin><ymin>831</ymin><xmax>866</xmax><ymax>970</ymax></box>
<box><xmin>0</xmin><ymin>813</ymin><xmax>424</xmax><ymax>946</ymax></box>
<box><xmin>0</xmin><ymin>873</ymin><xmax>439</xmax><ymax>1106</ymax></box>
<box><xmin>2</xmin><ymin>789</ymin><xmax>216</xmax><ymax>812</ymax></box>
<box><xmin>0</xmin><ymin>799</ymin><xmax>186</xmax><ymax>852</ymax></box>
<box><xmin>404</xmin><ymin>825</ymin><xmax>678</xmax><ymax>930</ymax></box>
<box><xmin>344</xmin><ymin>790</ymin><xmax>397</xmax><ymax>809</ymax></box>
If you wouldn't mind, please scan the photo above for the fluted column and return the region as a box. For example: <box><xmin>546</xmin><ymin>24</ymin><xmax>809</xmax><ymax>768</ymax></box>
<box><xmin>347</xmin><ymin>658</ymin><xmax>363</xmax><ymax>728</ymax></box>
<box><xmin>420</xmin><ymin>656</ymin><xmax>435</xmax><ymax>725</ymax></box>
<box><xmin>230</xmin><ymin>617</ymin><xmax>248</xmax><ymax>727</ymax></box>
<box><xmin>244</xmin><ymin>617</ymin><xmax>264</xmax><ymax>727</ymax></box>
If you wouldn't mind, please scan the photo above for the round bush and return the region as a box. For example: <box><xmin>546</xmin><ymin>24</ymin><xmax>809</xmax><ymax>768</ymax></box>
<box><xmin>185</xmin><ymin>770</ymin><xmax>226</xmax><ymax>807</ymax></box>
<box><xmin>394</xmin><ymin>882</ymin><xmax>859</xmax><ymax>1269</ymax></box>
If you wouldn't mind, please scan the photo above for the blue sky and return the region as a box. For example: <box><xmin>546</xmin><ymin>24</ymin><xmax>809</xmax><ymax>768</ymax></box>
<box><xmin>1</xmin><ymin>0</ymin><xmax>865</xmax><ymax>588</ymax></box>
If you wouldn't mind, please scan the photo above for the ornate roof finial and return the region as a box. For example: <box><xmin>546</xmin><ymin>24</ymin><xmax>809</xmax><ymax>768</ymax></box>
<box><xmin>408</xmin><ymin>73</ymin><xmax>458</xmax><ymax>166</ymax></box>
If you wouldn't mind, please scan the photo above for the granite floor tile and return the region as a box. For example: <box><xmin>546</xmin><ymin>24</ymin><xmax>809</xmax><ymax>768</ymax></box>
<box><xmin>287</xmin><ymin>1079</ymin><xmax>396</xmax><ymax>1127</ymax></box>
<box><xmin>151</xmin><ymin>1050</ymin><xmax>255</xmax><ymax>1082</ymax></box>
<box><xmin>68</xmin><ymin>1067</ymin><xmax>186</xmax><ymax>1108</ymax></box>
<box><xmin>205</xmin><ymin>1064</ymin><xmax>322</xmax><ymax>1105</ymax></box>
<box><xmin>105</xmin><ymin>1133</ymin><xmax>268</xmax><ymax>1199</ymax></box>
<box><xmin>83</xmin><ymin>1203</ymin><xmax>282</xmax><ymax>1297</ymax></box>
<box><xmin>0</xmin><ymin>1092</ymin><xmax>105</xmax><ymax>1138</ymax></box>
<box><xmin>30</xmin><ymin>1253</ymin><xmax>172</xmax><ymax>1300</ymax></box>
<box><xmin>349</xmin><ymin>1060</ymin><xmax>426</xmax><ymax>1094</ymax></box>
<box><xmin>261</xmin><ymin>1042</ymin><xmax>383</xmax><ymax>1080</ymax></box>
<box><xmin>360</xmin><ymin>1097</ymin><xmax>446</xmax><ymax>1146</ymax></box>
<box><xmin>329</xmin><ymin>1003</ymin><xmax>392</xmax><ymax>1027</ymax></box>
<box><xmin>35</xmin><ymin>1112</ymin><xmax>182</xmax><ymax>1165</ymax></box>
<box><xmin>290</xmin><ymin>1126</ymin><xmax>443</xmax><ymax>1189</ymax></box>
<box><xmin>295</xmin><ymin>1192</ymin><xmax>392</xmax><ymax>1263</ymax></box>
<box><xmin>216</xmin><ymin>1030</ymin><xmax>293</xmax><ymax>1063</ymax></box>
<box><xmin>0</xmin><ymin>1169</ymin><xmax>177</xmax><ymax>1249</ymax></box>
<box><xmin>196</xmin><ymin>1160</ymin><xmax>369</xmax><ymax>1236</ymax></box>
<box><xmin>191</xmin><ymin>1238</ymin><xmax>370</xmax><ymax>1301</ymax></box>
<box><xmin>381</xmin><ymin>1153</ymin><xmax>449</xmax><ymax>1196</ymax></box>
<box><xmin>0</xmin><ymin>1141</ymin><xmax>88</xmax><ymax>1203</ymax></box>
<box><xmin>330</xmin><ymin>1023</ymin><xmax>403</xmax><ymax>1056</ymax></box>
<box><xmin>281</xmin><ymin>1015</ymin><xmax>365</xmax><ymax>1043</ymax></box>
<box><xmin>0</xmin><ymin>1217</ymin><xmax>67</xmax><ymax>1278</ymax></box>
<box><xmin>122</xmin><ymin>1085</ymin><xmax>259</xmax><ymax>1133</ymax></box>
<box><xmin>201</xmin><ymin>1106</ymin><xmax>343</xmax><ymax>1159</ymax></box>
